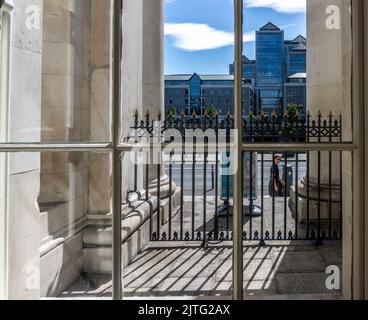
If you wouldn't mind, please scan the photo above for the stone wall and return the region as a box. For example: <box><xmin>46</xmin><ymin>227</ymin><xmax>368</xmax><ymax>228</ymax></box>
<box><xmin>37</xmin><ymin>0</ymin><xmax>113</xmax><ymax>297</ymax></box>
<box><xmin>37</xmin><ymin>0</ymin><xmax>91</xmax><ymax>297</ymax></box>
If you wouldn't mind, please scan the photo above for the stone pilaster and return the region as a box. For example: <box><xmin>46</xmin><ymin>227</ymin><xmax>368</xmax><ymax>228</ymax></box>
<box><xmin>290</xmin><ymin>0</ymin><xmax>352</xmax><ymax>223</ymax></box>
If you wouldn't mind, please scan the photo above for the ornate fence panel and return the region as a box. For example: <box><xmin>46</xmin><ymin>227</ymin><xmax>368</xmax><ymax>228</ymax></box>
<box><xmin>127</xmin><ymin>111</ymin><xmax>342</xmax><ymax>246</ymax></box>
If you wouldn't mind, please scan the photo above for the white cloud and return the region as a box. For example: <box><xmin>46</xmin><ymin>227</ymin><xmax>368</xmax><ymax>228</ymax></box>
<box><xmin>279</xmin><ymin>23</ymin><xmax>297</xmax><ymax>29</ymax></box>
<box><xmin>164</xmin><ymin>23</ymin><xmax>255</xmax><ymax>51</ymax></box>
<box><xmin>245</xmin><ymin>0</ymin><xmax>306</xmax><ymax>14</ymax></box>
<box><xmin>165</xmin><ymin>0</ymin><xmax>176</xmax><ymax>4</ymax></box>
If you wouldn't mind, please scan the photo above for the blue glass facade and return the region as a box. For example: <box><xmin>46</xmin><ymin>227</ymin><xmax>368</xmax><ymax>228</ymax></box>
<box><xmin>255</xmin><ymin>23</ymin><xmax>284</xmax><ymax>111</ymax></box>
<box><xmin>253</xmin><ymin>24</ymin><xmax>307</xmax><ymax>113</ymax></box>
<box><xmin>244</xmin><ymin>64</ymin><xmax>256</xmax><ymax>84</ymax></box>
<box><xmin>256</xmin><ymin>33</ymin><xmax>284</xmax><ymax>86</ymax></box>
<box><xmin>229</xmin><ymin>56</ymin><xmax>256</xmax><ymax>85</ymax></box>
<box><xmin>189</xmin><ymin>74</ymin><xmax>201</xmax><ymax>98</ymax></box>
<box><xmin>284</xmin><ymin>74</ymin><xmax>307</xmax><ymax>114</ymax></box>
<box><xmin>165</xmin><ymin>74</ymin><xmax>254</xmax><ymax>116</ymax></box>
<box><xmin>288</xmin><ymin>51</ymin><xmax>306</xmax><ymax>78</ymax></box>
<box><xmin>165</xmin><ymin>23</ymin><xmax>307</xmax><ymax>117</ymax></box>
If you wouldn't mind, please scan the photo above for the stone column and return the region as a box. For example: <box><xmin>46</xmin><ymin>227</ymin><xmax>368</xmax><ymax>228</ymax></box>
<box><xmin>121</xmin><ymin>0</ymin><xmax>143</xmax><ymax>200</ymax></box>
<box><xmin>142</xmin><ymin>0</ymin><xmax>175</xmax><ymax>199</ymax></box>
<box><xmin>88</xmin><ymin>0</ymin><xmax>112</xmax><ymax>215</ymax></box>
<box><xmin>6</xmin><ymin>0</ymin><xmax>43</xmax><ymax>299</ymax></box>
<box><xmin>290</xmin><ymin>0</ymin><xmax>352</xmax><ymax>222</ymax></box>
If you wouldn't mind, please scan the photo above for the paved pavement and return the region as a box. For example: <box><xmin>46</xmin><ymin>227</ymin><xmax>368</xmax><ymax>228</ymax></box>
<box><xmin>59</xmin><ymin>153</ymin><xmax>341</xmax><ymax>300</ymax></box>
<box><xmin>59</xmin><ymin>242</ymin><xmax>342</xmax><ymax>299</ymax></box>
<box><xmin>165</xmin><ymin>159</ymin><xmax>307</xmax><ymax>196</ymax></box>
<box><xmin>60</xmin><ymin>196</ymin><xmax>341</xmax><ymax>300</ymax></box>
<box><xmin>152</xmin><ymin>196</ymin><xmax>340</xmax><ymax>242</ymax></box>
<box><xmin>122</xmin><ymin>243</ymin><xmax>341</xmax><ymax>298</ymax></box>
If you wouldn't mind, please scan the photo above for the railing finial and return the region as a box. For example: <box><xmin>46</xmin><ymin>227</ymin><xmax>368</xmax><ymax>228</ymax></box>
<box><xmin>145</xmin><ymin>110</ymin><xmax>150</xmax><ymax>126</ymax></box>
<box><xmin>272</xmin><ymin>110</ymin><xmax>277</xmax><ymax>120</ymax></box>
<box><xmin>134</xmin><ymin>110</ymin><xmax>139</xmax><ymax>127</ymax></box>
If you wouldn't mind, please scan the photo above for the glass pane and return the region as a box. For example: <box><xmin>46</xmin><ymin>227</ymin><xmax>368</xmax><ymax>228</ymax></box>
<box><xmin>1</xmin><ymin>151</ymin><xmax>112</xmax><ymax>299</ymax></box>
<box><xmin>1</xmin><ymin>0</ymin><xmax>112</xmax><ymax>143</ymax></box>
<box><xmin>241</xmin><ymin>0</ymin><xmax>352</xmax><ymax>298</ymax></box>
<box><xmin>122</xmin><ymin>0</ymin><xmax>235</xmax><ymax>299</ymax></box>
<box><xmin>240</xmin><ymin>150</ymin><xmax>346</xmax><ymax>296</ymax></box>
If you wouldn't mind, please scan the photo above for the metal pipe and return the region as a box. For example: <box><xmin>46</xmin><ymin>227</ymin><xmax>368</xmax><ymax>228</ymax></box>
<box><xmin>233</xmin><ymin>0</ymin><xmax>244</xmax><ymax>301</ymax></box>
<box><xmin>192</xmin><ymin>136</ymin><xmax>196</xmax><ymax>240</ymax></box>
<box><xmin>169</xmin><ymin>151</ymin><xmax>173</xmax><ymax>240</ymax></box>
<box><xmin>260</xmin><ymin>152</ymin><xmax>265</xmax><ymax>245</ymax></box>
<box><xmin>295</xmin><ymin>152</ymin><xmax>299</xmax><ymax>239</ymax></box>
<box><xmin>203</xmin><ymin>137</ymin><xmax>208</xmax><ymax>246</ymax></box>
<box><xmin>284</xmin><ymin>155</ymin><xmax>288</xmax><ymax>239</ymax></box>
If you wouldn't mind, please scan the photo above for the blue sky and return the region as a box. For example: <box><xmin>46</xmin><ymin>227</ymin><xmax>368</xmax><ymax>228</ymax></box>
<box><xmin>164</xmin><ymin>0</ymin><xmax>306</xmax><ymax>74</ymax></box>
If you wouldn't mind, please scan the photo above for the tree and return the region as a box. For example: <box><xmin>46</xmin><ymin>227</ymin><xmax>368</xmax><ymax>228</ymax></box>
<box><xmin>166</xmin><ymin>106</ymin><xmax>177</xmax><ymax>118</ymax></box>
<box><xmin>205</xmin><ymin>105</ymin><xmax>220</xmax><ymax>118</ymax></box>
<box><xmin>287</xmin><ymin>104</ymin><xmax>300</xmax><ymax>119</ymax></box>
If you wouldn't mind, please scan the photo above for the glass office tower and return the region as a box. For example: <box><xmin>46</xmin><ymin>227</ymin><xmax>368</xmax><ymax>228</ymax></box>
<box><xmin>256</xmin><ymin>22</ymin><xmax>284</xmax><ymax>112</ymax></box>
<box><xmin>229</xmin><ymin>56</ymin><xmax>256</xmax><ymax>85</ymax></box>
<box><xmin>288</xmin><ymin>44</ymin><xmax>307</xmax><ymax>78</ymax></box>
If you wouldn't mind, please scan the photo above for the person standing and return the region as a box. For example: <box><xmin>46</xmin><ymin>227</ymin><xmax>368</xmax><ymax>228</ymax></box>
<box><xmin>269</xmin><ymin>154</ymin><xmax>285</xmax><ymax>197</ymax></box>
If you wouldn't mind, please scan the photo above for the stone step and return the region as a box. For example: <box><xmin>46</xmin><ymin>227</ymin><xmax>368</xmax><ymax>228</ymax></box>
<box><xmin>40</xmin><ymin>201</ymin><xmax>86</xmax><ymax>246</ymax></box>
<box><xmin>82</xmin><ymin>188</ymin><xmax>182</xmax><ymax>273</ymax></box>
<box><xmin>83</xmin><ymin>247</ymin><xmax>113</xmax><ymax>274</ymax></box>
<box><xmin>83</xmin><ymin>187</ymin><xmax>182</xmax><ymax>247</ymax></box>
<box><xmin>84</xmin><ymin>197</ymin><xmax>158</xmax><ymax>246</ymax></box>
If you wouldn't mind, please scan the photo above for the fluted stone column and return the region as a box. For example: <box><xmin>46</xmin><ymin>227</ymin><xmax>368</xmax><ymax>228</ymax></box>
<box><xmin>290</xmin><ymin>0</ymin><xmax>352</xmax><ymax>222</ymax></box>
<box><xmin>142</xmin><ymin>0</ymin><xmax>175</xmax><ymax>199</ymax></box>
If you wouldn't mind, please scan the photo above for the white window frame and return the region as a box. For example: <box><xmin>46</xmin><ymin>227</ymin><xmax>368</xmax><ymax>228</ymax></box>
<box><xmin>0</xmin><ymin>0</ymin><xmax>13</xmax><ymax>300</ymax></box>
<box><xmin>0</xmin><ymin>0</ymin><xmax>361</xmax><ymax>300</ymax></box>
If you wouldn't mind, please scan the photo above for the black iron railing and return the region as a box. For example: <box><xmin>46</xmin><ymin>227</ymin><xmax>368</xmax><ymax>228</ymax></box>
<box><xmin>128</xmin><ymin>111</ymin><xmax>343</xmax><ymax>245</ymax></box>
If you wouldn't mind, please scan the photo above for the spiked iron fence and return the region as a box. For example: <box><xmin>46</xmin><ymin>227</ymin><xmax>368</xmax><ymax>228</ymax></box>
<box><xmin>127</xmin><ymin>111</ymin><xmax>342</xmax><ymax>246</ymax></box>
